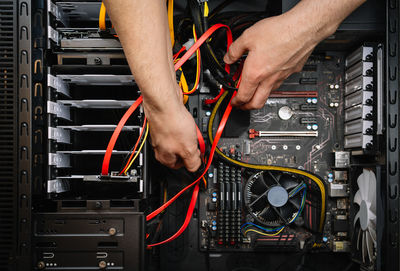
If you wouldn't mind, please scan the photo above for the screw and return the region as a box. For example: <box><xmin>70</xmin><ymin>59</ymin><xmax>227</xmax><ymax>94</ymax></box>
<box><xmin>94</xmin><ymin>57</ymin><xmax>102</xmax><ymax>65</ymax></box>
<box><xmin>99</xmin><ymin>261</ymin><xmax>107</xmax><ymax>269</ymax></box>
<box><xmin>37</xmin><ymin>261</ymin><xmax>45</xmax><ymax>269</ymax></box>
<box><xmin>108</xmin><ymin>227</ymin><xmax>117</xmax><ymax>236</ymax></box>
<box><xmin>95</xmin><ymin>201</ymin><xmax>102</xmax><ymax>209</ymax></box>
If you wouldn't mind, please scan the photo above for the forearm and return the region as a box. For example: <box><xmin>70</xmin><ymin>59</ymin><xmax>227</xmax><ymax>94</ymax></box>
<box><xmin>286</xmin><ymin>0</ymin><xmax>366</xmax><ymax>43</ymax></box>
<box><xmin>103</xmin><ymin>0</ymin><xmax>180</xmax><ymax>115</ymax></box>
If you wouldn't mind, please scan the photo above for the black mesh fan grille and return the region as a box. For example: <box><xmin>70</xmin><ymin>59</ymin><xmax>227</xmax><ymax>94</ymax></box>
<box><xmin>0</xmin><ymin>0</ymin><xmax>17</xmax><ymax>268</ymax></box>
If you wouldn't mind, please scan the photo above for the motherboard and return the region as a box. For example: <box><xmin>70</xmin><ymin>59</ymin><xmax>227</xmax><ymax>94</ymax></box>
<box><xmin>195</xmin><ymin>52</ymin><xmax>352</xmax><ymax>253</ymax></box>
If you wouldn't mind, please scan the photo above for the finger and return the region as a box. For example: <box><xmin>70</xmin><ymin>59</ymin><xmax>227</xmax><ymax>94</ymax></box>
<box><xmin>240</xmin><ymin>79</ymin><xmax>273</xmax><ymax>110</ymax></box>
<box><xmin>231</xmin><ymin>56</ymin><xmax>260</xmax><ymax>107</ymax></box>
<box><xmin>181</xmin><ymin>147</ymin><xmax>201</xmax><ymax>172</ymax></box>
<box><xmin>223</xmin><ymin>33</ymin><xmax>248</xmax><ymax>64</ymax></box>
<box><xmin>155</xmin><ymin>150</ymin><xmax>180</xmax><ymax>169</ymax></box>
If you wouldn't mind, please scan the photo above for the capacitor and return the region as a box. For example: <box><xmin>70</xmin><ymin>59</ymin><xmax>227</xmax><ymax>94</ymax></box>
<box><xmin>312</xmin><ymin>124</ymin><xmax>318</xmax><ymax>130</ymax></box>
<box><xmin>311</xmin><ymin>98</ymin><xmax>318</xmax><ymax>104</ymax></box>
<box><xmin>212</xmin><ymin>192</ymin><xmax>217</xmax><ymax>197</ymax></box>
<box><xmin>307</xmin><ymin>125</ymin><xmax>312</xmax><ymax>130</ymax></box>
<box><xmin>208</xmin><ymin>172</ymin><xmax>214</xmax><ymax>178</ymax></box>
<box><xmin>212</xmin><ymin>220</ymin><xmax>217</xmax><ymax>226</ymax></box>
<box><xmin>212</xmin><ymin>225</ymin><xmax>217</xmax><ymax>231</ymax></box>
<box><xmin>307</xmin><ymin>98</ymin><xmax>312</xmax><ymax>103</ymax></box>
<box><xmin>323</xmin><ymin>236</ymin><xmax>328</xmax><ymax>242</ymax></box>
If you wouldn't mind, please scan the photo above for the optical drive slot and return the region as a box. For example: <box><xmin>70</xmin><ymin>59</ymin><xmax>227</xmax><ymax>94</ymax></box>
<box><xmin>57</xmin><ymin>100</ymin><xmax>135</xmax><ymax>108</ymax></box>
<box><xmin>57</xmin><ymin>74</ymin><xmax>134</xmax><ymax>85</ymax></box>
<box><xmin>59</xmin><ymin>28</ymin><xmax>122</xmax><ymax>49</ymax></box>
<box><xmin>57</xmin><ymin>125</ymin><xmax>140</xmax><ymax>131</ymax></box>
<box><xmin>56</xmin><ymin>150</ymin><xmax>131</xmax><ymax>155</ymax></box>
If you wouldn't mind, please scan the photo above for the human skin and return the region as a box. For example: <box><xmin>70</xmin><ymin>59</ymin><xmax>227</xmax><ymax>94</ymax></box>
<box><xmin>104</xmin><ymin>0</ymin><xmax>366</xmax><ymax>171</ymax></box>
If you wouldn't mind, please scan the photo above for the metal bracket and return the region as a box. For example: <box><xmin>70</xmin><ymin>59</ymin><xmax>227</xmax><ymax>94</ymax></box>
<box><xmin>48</xmin><ymin>127</ymin><xmax>71</xmax><ymax>144</ymax></box>
<box><xmin>47</xmin><ymin>25</ymin><xmax>59</xmax><ymax>44</ymax></box>
<box><xmin>48</xmin><ymin>153</ymin><xmax>70</xmax><ymax>168</ymax></box>
<box><xmin>47</xmin><ymin>101</ymin><xmax>71</xmax><ymax>120</ymax></box>
<box><xmin>47</xmin><ymin>179</ymin><xmax>70</xmax><ymax>193</ymax></box>
<box><xmin>47</xmin><ymin>1</ymin><xmax>67</xmax><ymax>26</ymax></box>
<box><xmin>47</xmin><ymin>74</ymin><xmax>69</xmax><ymax>96</ymax></box>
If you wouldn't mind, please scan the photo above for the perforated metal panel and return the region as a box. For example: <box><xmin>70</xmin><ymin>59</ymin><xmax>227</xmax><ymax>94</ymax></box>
<box><xmin>0</xmin><ymin>0</ymin><xmax>17</xmax><ymax>269</ymax></box>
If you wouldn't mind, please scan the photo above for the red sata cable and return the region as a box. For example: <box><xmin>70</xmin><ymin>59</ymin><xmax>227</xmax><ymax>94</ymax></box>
<box><xmin>101</xmin><ymin>24</ymin><xmax>232</xmax><ymax>176</ymax></box>
<box><xmin>147</xmin><ymin>91</ymin><xmax>237</xmax><ymax>247</ymax></box>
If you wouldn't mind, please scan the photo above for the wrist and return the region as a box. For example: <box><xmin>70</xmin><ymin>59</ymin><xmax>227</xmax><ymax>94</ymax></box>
<box><xmin>283</xmin><ymin>0</ymin><xmax>340</xmax><ymax>46</ymax></box>
<box><xmin>142</xmin><ymin>89</ymin><xmax>183</xmax><ymax>123</ymax></box>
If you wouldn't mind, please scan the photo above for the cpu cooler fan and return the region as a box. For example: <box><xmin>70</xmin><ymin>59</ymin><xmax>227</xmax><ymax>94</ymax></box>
<box><xmin>244</xmin><ymin>171</ymin><xmax>305</xmax><ymax>227</ymax></box>
<box><xmin>353</xmin><ymin>169</ymin><xmax>377</xmax><ymax>263</ymax></box>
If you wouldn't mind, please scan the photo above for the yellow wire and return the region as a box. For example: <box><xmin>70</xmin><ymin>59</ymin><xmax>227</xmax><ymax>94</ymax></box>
<box><xmin>124</xmin><ymin>123</ymin><xmax>149</xmax><ymax>174</ymax></box>
<box><xmin>99</xmin><ymin>2</ymin><xmax>106</xmax><ymax>31</ymax></box>
<box><xmin>167</xmin><ymin>0</ymin><xmax>175</xmax><ymax>47</ymax></box>
<box><xmin>208</xmin><ymin>91</ymin><xmax>326</xmax><ymax>232</ymax></box>
<box><xmin>244</xmin><ymin>227</ymin><xmax>285</xmax><ymax>237</ymax></box>
<box><xmin>203</xmin><ymin>1</ymin><xmax>209</xmax><ymax>17</ymax></box>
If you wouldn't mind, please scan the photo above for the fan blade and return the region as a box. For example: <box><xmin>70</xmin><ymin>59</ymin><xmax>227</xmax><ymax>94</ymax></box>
<box><xmin>362</xmin><ymin>231</ymin><xmax>367</xmax><ymax>263</ymax></box>
<box><xmin>367</xmin><ymin>170</ymin><xmax>377</xmax><ymax>214</ymax></box>
<box><xmin>267</xmin><ymin>171</ymin><xmax>280</xmax><ymax>185</ymax></box>
<box><xmin>356</xmin><ymin>227</ymin><xmax>361</xmax><ymax>251</ymax></box>
<box><xmin>251</xmin><ymin>178</ymin><xmax>268</xmax><ymax>195</ymax></box>
<box><xmin>258</xmin><ymin>174</ymin><xmax>270</xmax><ymax>189</ymax></box>
<box><xmin>366</xmin><ymin>230</ymin><xmax>374</xmax><ymax>262</ymax></box>
<box><xmin>354</xmin><ymin>210</ymin><xmax>361</xmax><ymax>227</ymax></box>
<box><xmin>366</xmin><ymin>229</ymin><xmax>374</xmax><ymax>263</ymax></box>
<box><xmin>280</xmin><ymin>205</ymin><xmax>296</xmax><ymax>222</ymax></box>
<box><xmin>369</xmin><ymin>210</ymin><xmax>376</xmax><ymax>225</ymax></box>
<box><xmin>272</xmin><ymin>206</ymin><xmax>288</xmax><ymax>224</ymax></box>
<box><xmin>280</xmin><ymin>175</ymin><xmax>299</xmax><ymax>190</ymax></box>
<box><xmin>288</xmin><ymin>197</ymin><xmax>301</xmax><ymax>210</ymax></box>
<box><xmin>368</xmin><ymin>224</ymin><xmax>377</xmax><ymax>244</ymax></box>
<box><xmin>354</xmin><ymin>190</ymin><xmax>362</xmax><ymax>206</ymax></box>
<box><xmin>259</xmin><ymin>206</ymin><xmax>270</xmax><ymax>218</ymax></box>
<box><xmin>357</xmin><ymin>170</ymin><xmax>368</xmax><ymax>200</ymax></box>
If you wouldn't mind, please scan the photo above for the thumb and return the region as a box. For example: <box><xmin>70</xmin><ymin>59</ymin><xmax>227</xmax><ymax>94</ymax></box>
<box><xmin>224</xmin><ymin>35</ymin><xmax>247</xmax><ymax>64</ymax></box>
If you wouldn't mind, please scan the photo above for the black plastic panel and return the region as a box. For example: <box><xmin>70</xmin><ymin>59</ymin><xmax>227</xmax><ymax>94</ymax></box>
<box><xmin>33</xmin><ymin>211</ymin><xmax>145</xmax><ymax>270</ymax></box>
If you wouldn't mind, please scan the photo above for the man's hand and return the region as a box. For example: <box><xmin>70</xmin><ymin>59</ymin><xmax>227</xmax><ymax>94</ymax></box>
<box><xmin>224</xmin><ymin>0</ymin><xmax>366</xmax><ymax>110</ymax></box>
<box><xmin>145</xmin><ymin>100</ymin><xmax>201</xmax><ymax>172</ymax></box>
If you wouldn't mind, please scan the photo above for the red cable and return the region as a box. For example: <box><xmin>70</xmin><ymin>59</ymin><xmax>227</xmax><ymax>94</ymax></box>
<box><xmin>101</xmin><ymin>96</ymin><xmax>143</xmax><ymax>175</ymax></box>
<box><xmin>173</xmin><ymin>46</ymin><xmax>186</xmax><ymax>60</ymax></box>
<box><xmin>119</xmin><ymin>117</ymin><xmax>147</xmax><ymax>175</ymax></box>
<box><xmin>101</xmin><ymin>24</ymin><xmax>231</xmax><ymax>175</ymax></box>
<box><xmin>146</xmin><ymin>91</ymin><xmax>237</xmax><ymax>245</ymax></box>
<box><xmin>147</xmin><ymin>182</ymin><xmax>200</xmax><ymax>248</ymax></box>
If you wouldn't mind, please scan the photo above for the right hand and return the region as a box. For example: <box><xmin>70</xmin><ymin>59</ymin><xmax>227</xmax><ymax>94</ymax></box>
<box><xmin>144</xmin><ymin>101</ymin><xmax>201</xmax><ymax>172</ymax></box>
